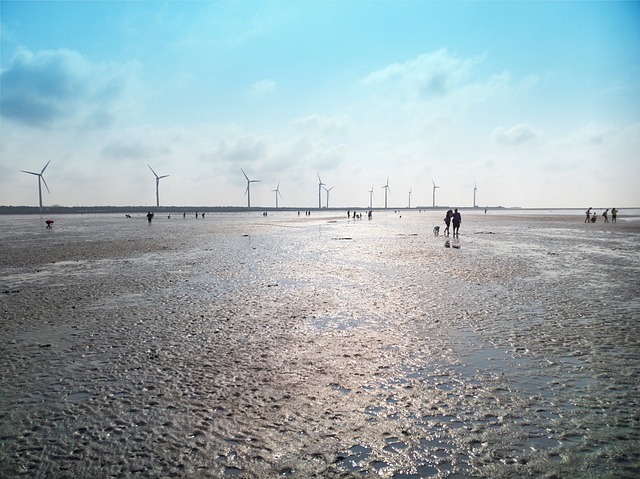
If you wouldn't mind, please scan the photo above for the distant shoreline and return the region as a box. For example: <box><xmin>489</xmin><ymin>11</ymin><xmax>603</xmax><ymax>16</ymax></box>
<box><xmin>1</xmin><ymin>205</ymin><xmax>636</xmax><ymax>215</ymax></box>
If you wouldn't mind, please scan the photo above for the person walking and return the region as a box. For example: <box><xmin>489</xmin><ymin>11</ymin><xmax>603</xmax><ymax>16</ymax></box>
<box><xmin>444</xmin><ymin>209</ymin><xmax>453</xmax><ymax>236</ymax></box>
<box><xmin>452</xmin><ymin>208</ymin><xmax>462</xmax><ymax>237</ymax></box>
<box><xmin>602</xmin><ymin>209</ymin><xmax>609</xmax><ymax>223</ymax></box>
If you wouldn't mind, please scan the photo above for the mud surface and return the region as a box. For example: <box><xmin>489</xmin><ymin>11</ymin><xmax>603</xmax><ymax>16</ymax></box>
<box><xmin>1</xmin><ymin>212</ymin><xmax>639</xmax><ymax>478</ymax></box>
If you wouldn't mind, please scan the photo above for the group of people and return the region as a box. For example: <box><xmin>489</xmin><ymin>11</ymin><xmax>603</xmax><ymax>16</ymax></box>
<box><xmin>443</xmin><ymin>208</ymin><xmax>462</xmax><ymax>237</ymax></box>
<box><xmin>585</xmin><ymin>207</ymin><xmax>617</xmax><ymax>223</ymax></box>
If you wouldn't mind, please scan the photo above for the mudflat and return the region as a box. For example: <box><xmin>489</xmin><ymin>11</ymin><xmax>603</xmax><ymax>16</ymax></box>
<box><xmin>1</xmin><ymin>211</ymin><xmax>639</xmax><ymax>478</ymax></box>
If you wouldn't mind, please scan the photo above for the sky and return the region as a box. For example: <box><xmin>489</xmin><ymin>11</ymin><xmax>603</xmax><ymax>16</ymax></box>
<box><xmin>1</xmin><ymin>1</ymin><xmax>639</xmax><ymax>209</ymax></box>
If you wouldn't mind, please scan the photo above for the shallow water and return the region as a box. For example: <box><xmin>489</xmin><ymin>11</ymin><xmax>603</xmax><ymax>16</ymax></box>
<box><xmin>1</xmin><ymin>211</ymin><xmax>639</xmax><ymax>478</ymax></box>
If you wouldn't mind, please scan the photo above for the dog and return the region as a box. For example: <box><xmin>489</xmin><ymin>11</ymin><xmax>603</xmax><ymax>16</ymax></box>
<box><xmin>433</xmin><ymin>225</ymin><xmax>440</xmax><ymax>236</ymax></box>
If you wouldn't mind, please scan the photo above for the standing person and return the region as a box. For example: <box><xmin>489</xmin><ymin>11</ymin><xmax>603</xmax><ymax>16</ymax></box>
<box><xmin>443</xmin><ymin>209</ymin><xmax>453</xmax><ymax>236</ymax></box>
<box><xmin>452</xmin><ymin>208</ymin><xmax>462</xmax><ymax>237</ymax></box>
<box><xmin>146</xmin><ymin>211</ymin><xmax>154</xmax><ymax>224</ymax></box>
<box><xmin>611</xmin><ymin>208</ymin><xmax>618</xmax><ymax>223</ymax></box>
<box><xmin>585</xmin><ymin>207</ymin><xmax>592</xmax><ymax>223</ymax></box>
<box><xmin>602</xmin><ymin>209</ymin><xmax>609</xmax><ymax>223</ymax></box>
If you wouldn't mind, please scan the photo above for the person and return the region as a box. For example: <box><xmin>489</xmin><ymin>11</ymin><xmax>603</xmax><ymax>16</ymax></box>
<box><xmin>443</xmin><ymin>209</ymin><xmax>453</xmax><ymax>236</ymax></box>
<box><xmin>602</xmin><ymin>209</ymin><xmax>609</xmax><ymax>223</ymax></box>
<box><xmin>591</xmin><ymin>212</ymin><xmax>597</xmax><ymax>223</ymax></box>
<box><xmin>611</xmin><ymin>208</ymin><xmax>618</xmax><ymax>223</ymax></box>
<box><xmin>146</xmin><ymin>211</ymin><xmax>154</xmax><ymax>224</ymax></box>
<box><xmin>585</xmin><ymin>207</ymin><xmax>592</xmax><ymax>223</ymax></box>
<box><xmin>452</xmin><ymin>208</ymin><xmax>462</xmax><ymax>237</ymax></box>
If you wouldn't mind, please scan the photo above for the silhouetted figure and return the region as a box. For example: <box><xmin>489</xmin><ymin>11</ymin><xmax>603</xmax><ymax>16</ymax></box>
<box><xmin>602</xmin><ymin>209</ymin><xmax>609</xmax><ymax>223</ymax></box>
<box><xmin>452</xmin><ymin>208</ymin><xmax>461</xmax><ymax>237</ymax></box>
<box><xmin>611</xmin><ymin>208</ymin><xmax>618</xmax><ymax>223</ymax></box>
<box><xmin>444</xmin><ymin>209</ymin><xmax>453</xmax><ymax>236</ymax></box>
<box><xmin>585</xmin><ymin>207</ymin><xmax>592</xmax><ymax>223</ymax></box>
<box><xmin>147</xmin><ymin>212</ymin><xmax>154</xmax><ymax>224</ymax></box>
<box><xmin>45</xmin><ymin>220</ymin><xmax>54</xmax><ymax>229</ymax></box>
<box><xmin>591</xmin><ymin>212</ymin><xmax>597</xmax><ymax>223</ymax></box>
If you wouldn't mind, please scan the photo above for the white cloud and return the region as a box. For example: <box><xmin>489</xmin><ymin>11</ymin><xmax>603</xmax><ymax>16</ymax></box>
<box><xmin>291</xmin><ymin>114</ymin><xmax>351</xmax><ymax>133</ymax></box>
<box><xmin>492</xmin><ymin>123</ymin><xmax>537</xmax><ymax>145</ymax></box>
<box><xmin>0</xmin><ymin>47</ymin><xmax>143</xmax><ymax>130</ymax></box>
<box><xmin>362</xmin><ymin>49</ymin><xmax>482</xmax><ymax>102</ymax></box>
<box><xmin>249</xmin><ymin>78</ymin><xmax>276</xmax><ymax>96</ymax></box>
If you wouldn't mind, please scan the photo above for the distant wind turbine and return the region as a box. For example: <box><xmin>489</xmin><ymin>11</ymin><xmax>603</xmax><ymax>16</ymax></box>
<box><xmin>431</xmin><ymin>178</ymin><xmax>440</xmax><ymax>208</ymax></box>
<box><xmin>272</xmin><ymin>181</ymin><xmax>282</xmax><ymax>208</ymax></box>
<box><xmin>368</xmin><ymin>185</ymin><xmax>375</xmax><ymax>209</ymax></box>
<box><xmin>317</xmin><ymin>173</ymin><xmax>325</xmax><ymax>209</ymax></box>
<box><xmin>21</xmin><ymin>160</ymin><xmax>51</xmax><ymax>212</ymax></box>
<box><xmin>381</xmin><ymin>177</ymin><xmax>391</xmax><ymax>209</ymax></box>
<box><xmin>323</xmin><ymin>185</ymin><xmax>334</xmax><ymax>208</ymax></box>
<box><xmin>408</xmin><ymin>187</ymin><xmax>412</xmax><ymax>209</ymax></box>
<box><xmin>241</xmin><ymin>168</ymin><xmax>260</xmax><ymax>208</ymax></box>
<box><xmin>473</xmin><ymin>181</ymin><xmax>477</xmax><ymax>208</ymax></box>
<box><xmin>148</xmin><ymin>164</ymin><xmax>169</xmax><ymax>208</ymax></box>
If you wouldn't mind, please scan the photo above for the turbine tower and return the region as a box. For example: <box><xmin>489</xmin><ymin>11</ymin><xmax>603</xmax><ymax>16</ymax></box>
<box><xmin>323</xmin><ymin>185</ymin><xmax>334</xmax><ymax>208</ymax></box>
<box><xmin>21</xmin><ymin>160</ymin><xmax>51</xmax><ymax>212</ymax></box>
<box><xmin>368</xmin><ymin>185</ymin><xmax>374</xmax><ymax>209</ymax></box>
<box><xmin>317</xmin><ymin>173</ymin><xmax>325</xmax><ymax>209</ymax></box>
<box><xmin>473</xmin><ymin>181</ymin><xmax>477</xmax><ymax>208</ymax></box>
<box><xmin>431</xmin><ymin>178</ymin><xmax>440</xmax><ymax>208</ymax></box>
<box><xmin>408</xmin><ymin>187</ymin><xmax>412</xmax><ymax>209</ymax></box>
<box><xmin>148</xmin><ymin>165</ymin><xmax>169</xmax><ymax>208</ymax></box>
<box><xmin>381</xmin><ymin>177</ymin><xmax>391</xmax><ymax>209</ymax></box>
<box><xmin>241</xmin><ymin>169</ymin><xmax>260</xmax><ymax>208</ymax></box>
<box><xmin>272</xmin><ymin>181</ymin><xmax>282</xmax><ymax>208</ymax></box>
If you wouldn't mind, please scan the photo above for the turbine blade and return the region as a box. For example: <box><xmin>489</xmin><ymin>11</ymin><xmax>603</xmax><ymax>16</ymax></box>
<box><xmin>148</xmin><ymin>164</ymin><xmax>159</xmax><ymax>178</ymax></box>
<box><xmin>159</xmin><ymin>175</ymin><xmax>170</xmax><ymax>179</ymax></box>
<box><xmin>41</xmin><ymin>160</ymin><xmax>51</xmax><ymax>174</ymax></box>
<box><xmin>241</xmin><ymin>169</ymin><xmax>249</xmax><ymax>181</ymax></box>
<box><xmin>21</xmin><ymin>170</ymin><xmax>39</xmax><ymax>176</ymax></box>
<box><xmin>41</xmin><ymin>176</ymin><xmax>51</xmax><ymax>194</ymax></box>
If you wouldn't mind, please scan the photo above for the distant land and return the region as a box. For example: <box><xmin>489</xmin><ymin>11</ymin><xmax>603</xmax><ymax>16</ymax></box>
<box><xmin>0</xmin><ymin>205</ymin><xmax>605</xmax><ymax>215</ymax></box>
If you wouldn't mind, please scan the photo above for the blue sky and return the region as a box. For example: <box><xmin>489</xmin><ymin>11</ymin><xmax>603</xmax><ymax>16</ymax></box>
<box><xmin>1</xmin><ymin>1</ymin><xmax>639</xmax><ymax>208</ymax></box>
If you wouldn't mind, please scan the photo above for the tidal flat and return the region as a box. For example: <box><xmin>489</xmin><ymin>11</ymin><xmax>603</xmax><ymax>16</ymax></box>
<box><xmin>1</xmin><ymin>211</ymin><xmax>639</xmax><ymax>478</ymax></box>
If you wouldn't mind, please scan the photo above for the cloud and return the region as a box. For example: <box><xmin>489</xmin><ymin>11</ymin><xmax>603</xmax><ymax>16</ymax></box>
<box><xmin>362</xmin><ymin>49</ymin><xmax>482</xmax><ymax>101</ymax></box>
<box><xmin>291</xmin><ymin>114</ymin><xmax>351</xmax><ymax>133</ymax></box>
<box><xmin>0</xmin><ymin>47</ymin><xmax>142</xmax><ymax>129</ymax></box>
<box><xmin>492</xmin><ymin>123</ymin><xmax>537</xmax><ymax>145</ymax></box>
<box><xmin>249</xmin><ymin>78</ymin><xmax>276</xmax><ymax>96</ymax></box>
<box><xmin>100</xmin><ymin>137</ymin><xmax>171</xmax><ymax>160</ymax></box>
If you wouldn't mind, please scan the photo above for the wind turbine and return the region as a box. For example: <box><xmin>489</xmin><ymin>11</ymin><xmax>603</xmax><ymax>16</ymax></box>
<box><xmin>317</xmin><ymin>173</ymin><xmax>325</xmax><ymax>209</ymax></box>
<box><xmin>21</xmin><ymin>160</ymin><xmax>51</xmax><ymax>212</ymax></box>
<box><xmin>431</xmin><ymin>178</ymin><xmax>440</xmax><ymax>208</ymax></box>
<box><xmin>323</xmin><ymin>185</ymin><xmax>334</xmax><ymax>208</ymax></box>
<box><xmin>473</xmin><ymin>181</ymin><xmax>477</xmax><ymax>208</ymax></box>
<box><xmin>381</xmin><ymin>177</ymin><xmax>391</xmax><ymax>209</ymax></box>
<box><xmin>368</xmin><ymin>185</ymin><xmax>375</xmax><ymax>209</ymax></box>
<box><xmin>241</xmin><ymin>168</ymin><xmax>260</xmax><ymax>208</ymax></box>
<box><xmin>408</xmin><ymin>187</ymin><xmax>412</xmax><ymax>209</ymax></box>
<box><xmin>272</xmin><ymin>181</ymin><xmax>282</xmax><ymax>208</ymax></box>
<box><xmin>148</xmin><ymin>164</ymin><xmax>169</xmax><ymax>208</ymax></box>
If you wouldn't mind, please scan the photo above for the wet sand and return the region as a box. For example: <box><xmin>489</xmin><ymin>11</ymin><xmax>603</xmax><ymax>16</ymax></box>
<box><xmin>1</xmin><ymin>212</ymin><xmax>639</xmax><ymax>478</ymax></box>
